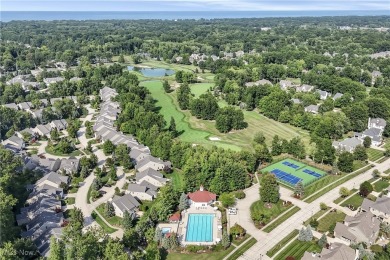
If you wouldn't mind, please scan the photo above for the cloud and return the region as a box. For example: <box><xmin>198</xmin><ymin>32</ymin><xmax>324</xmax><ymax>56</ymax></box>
<box><xmin>2</xmin><ymin>0</ymin><xmax>389</xmax><ymax>11</ymax></box>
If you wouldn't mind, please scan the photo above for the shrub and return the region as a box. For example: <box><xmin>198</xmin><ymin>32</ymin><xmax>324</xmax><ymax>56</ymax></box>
<box><xmin>234</xmin><ymin>190</ymin><xmax>246</xmax><ymax>199</ymax></box>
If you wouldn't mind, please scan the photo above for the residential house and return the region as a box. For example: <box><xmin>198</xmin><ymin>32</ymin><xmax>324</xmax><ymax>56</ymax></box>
<box><xmin>334</xmin><ymin>211</ymin><xmax>380</xmax><ymax>245</ymax></box>
<box><xmin>135</xmin><ymin>155</ymin><xmax>172</xmax><ymax>172</ymax></box>
<box><xmin>317</xmin><ymin>90</ymin><xmax>331</xmax><ymax>100</ymax></box>
<box><xmin>50</xmin><ymin>119</ymin><xmax>68</xmax><ymax>131</ymax></box>
<box><xmin>3</xmin><ymin>103</ymin><xmax>19</xmax><ymax>110</ymax></box>
<box><xmin>169</xmin><ymin>212</ymin><xmax>181</xmax><ymax>223</ymax></box>
<box><xmin>18</xmin><ymin>101</ymin><xmax>33</xmax><ymax>111</ymax></box>
<box><xmin>130</xmin><ymin>148</ymin><xmax>150</xmax><ymax>163</ymax></box>
<box><xmin>332</xmin><ymin>137</ymin><xmax>362</xmax><ymax>153</ymax></box>
<box><xmin>33</xmin><ymin>157</ymin><xmax>61</xmax><ymax>173</ymax></box>
<box><xmin>35</xmin><ymin>172</ymin><xmax>69</xmax><ymax>189</ymax></box>
<box><xmin>301</xmin><ymin>243</ymin><xmax>358</xmax><ymax>260</ymax></box>
<box><xmin>279</xmin><ymin>80</ymin><xmax>293</xmax><ymax>91</ymax></box>
<box><xmin>43</xmin><ymin>77</ymin><xmax>64</xmax><ymax>85</ymax></box>
<box><xmin>333</xmin><ymin>93</ymin><xmax>344</xmax><ymax>100</ymax></box>
<box><xmin>361</xmin><ymin>194</ymin><xmax>390</xmax><ymax>223</ymax></box>
<box><xmin>99</xmin><ymin>86</ymin><xmax>118</xmax><ymax>102</ymax></box>
<box><xmin>291</xmin><ymin>98</ymin><xmax>302</xmax><ymax>104</ymax></box>
<box><xmin>136</xmin><ymin>168</ymin><xmax>168</xmax><ymax>187</ymax></box>
<box><xmin>370</xmin><ymin>51</ymin><xmax>390</xmax><ymax>59</ymax></box>
<box><xmin>111</xmin><ymin>194</ymin><xmax>140</xmax><ymax>218</ymax></box>
<box><xmin>2</xmin><ymin>135</ymin><xmax>26</xmax><ymax>150</ymax></box>
<box><xmin>368</xmin><ymin>117</ymin><xmax>387</xmax><ymax>131</ymax></box>
<box><xmin>69</xmin><ymin>77</ymin><xmax>82</xmax><ymax>82</ymax></box>
<box><xmin>187</xmin><ymin>185</ymin><xmax>217</xmax><ymax>208</ymax></box>
<box><xmin>50</xmin><ymin>97</ymin><xmax>62</xmax><ymax>105</ymax></box>
<box><xmin>126</xmin><ymin>183</ymin><xmax>156</xmax><ymax>201</ymax></box>
<box><xmin>244</xmin><ymin>79</ymin><xmax>272</xmax><ymax>87</ymax></box>
<box><xmin>33</xmin><ymin>124</ymin><xmax>52</xmax><ymax>138</ymax></box>
<box><xmin>175</xmin><ymin>56</ymin><xmax>183</xmax><ymax>63</ymax></box>
<box><xmin>31</xmin><ymin>109</ymin><xmax>43</xmax><ymax>120</ymax></box>
<box><xmin>59</xmin><ymin>157</ymin><xmax>80</xmax><ymax>175</ymax></box>
<box><xmin>235</xmin><ymin>50</ymin><xmax>245</xmax><ymax>58</ymax></box>
<box><xmin>304</xmin><ymin>105</ymin><xmax>319</xmax><ymax>114</ymax></box>
<box><xmin>357</xmin><ymin>128</ymin><xmax>383</xmax><ymax>146</ymax></box>
<box><xmin>296</xmin><ymin>84</ymin><xmax>314</xmax><ymax>93</ymax></box>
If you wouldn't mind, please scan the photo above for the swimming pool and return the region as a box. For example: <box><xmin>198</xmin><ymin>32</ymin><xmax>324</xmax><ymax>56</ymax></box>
<box><xmin>161</xmin><ymin>227</ymin><xmax>171</xmax><ymax>235</ymax></box>
<box><xmin>185</xmin><ymin>214</ymin><xmax>213</xmax><ymax>242</ymax></box>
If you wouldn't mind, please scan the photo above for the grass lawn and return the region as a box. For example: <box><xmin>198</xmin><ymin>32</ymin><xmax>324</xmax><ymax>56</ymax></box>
<box><xmin>304</xmin><ymin>209</ymin><xmax>329</xmax><ymax>225</ymax></box>
<box><xmin>45</xmin><ymin>146</ymin><xmax>81</xmax><ymax>157</ymax></box>
<box><xmin>226</xmin><ymin>237</ymin><xmax>257</xmax><ymax>260</ymax></box>
<box><xmin>304</xmin><ymin>174</ymin><xmax>341</xmax><ymax>199</ymax></box>
<box><xmin>231</xmin><ymin>234</ymin><xmax>250</xmax><ymax>246</ymax></box>
<box><xmin>275</xmin><ymin>240</ymin><xmax>321</xmax><ymax>260</ymax></box>
<box><xmin>383</xmin><ymin>139</ymin><xmax>390</xmax><ymax>149</ymax></box>
<box><xmin>317</xmin><ymin>211</ymin><xmax>346</xmax><ymax>232</ymax></box>
<box><xmin>92</xmin><ymin>211</ymin><xmax>117</xmax><ymax>234</ymax></box>
<box><xmin>165</xmin><ymin>169</ymin><xmax>185</xmax><ymax>191</ymax></box>
<box><xmin>250</xmin><ymin>200</ymin><xmax>292</xmax><ymax>228</ymax></box>
<box><xmin>385</xmin><ymin>168</ymin><xmax>390</xmax><ymax>174</ymax></box>
<box><xmin>353</xmin><ymin>160</ymin><xmax>368</xmax><ymax>171</ymax></box>
<box><xmin>64</xmin><ymin>197</ymin><xmax>75</xmax><ymax>205</ymax></box>
<box><xmin>167</xmin><ymin>247</ymin><xmax>235</xmax><ymax>260</ymax></box>
<box><xmin>341</xmin><ymin>194</ymin><xmax>364</xmax><ymax>211</ymax></box>
<box><xmin>96</xmin><ymin>204</ymin><xmax>123</xmax><ymax>227</ymax></box>
<box><xmin>266</xmin><ymin>230</ymin><xmax>299</xmax><ymax>257</ymax></box>
<box><xmin>374</xmin><ymin>180</ymin><xmax>390</xmax><ymax>192</ymax></box>
<box><xmin>190</xmin><ymin>83</ymin><xmax>214</xmax><ymax>98</ymax></box>
<box><xmin>367</xmin><ymin>148</ymin><xmax>384</xmax><ymax>161</ymax></box>
<box><xmin>261</xmin><ymin>159</ymin><xmax>326</xmax><ymax>187</ymax></box>
<box><xmin>142</xmin><ymin>80</ymin><xmax>310</xmax><ymax>151</ymax></box>
<box><xmin>263</xmin><ymin>206</ymin><xmax>300</xmax><ymax>233</ymax></box>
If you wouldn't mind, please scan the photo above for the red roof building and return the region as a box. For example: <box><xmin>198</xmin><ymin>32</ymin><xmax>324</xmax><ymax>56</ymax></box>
<box><xmin>188</xmin><ymin>185</ymin><xmax>217</xmax><ymax>203</ymax></box>
<box><xmin>169</xmin><ymin>212</ymin><xmax>181</xmax><ymax>222</ymax></box>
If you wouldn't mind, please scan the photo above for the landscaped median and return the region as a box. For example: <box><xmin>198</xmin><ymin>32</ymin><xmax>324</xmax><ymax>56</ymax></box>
<box><xmin>274</xmin><ymin>239</ymin><xmax>321</xmax><ymax>260</ymax></box>
<box><xmin>266</xmin><ymin>229</ymin><xmax>299</xmax><ymax>257</ymax></box>
<box><xmin>263</xmin><ymin>206</ymin><xmax>301</xmax><ymax>233</ymax></box>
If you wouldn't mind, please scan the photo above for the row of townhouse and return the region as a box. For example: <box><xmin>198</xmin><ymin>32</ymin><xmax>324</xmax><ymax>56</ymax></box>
<box><xmin>333</xmin><ymin>118</ymin><xmax>387</xmax><ymax>152</ymax></box>
<box><xmin>94</xmin><ymin>87</ymin><xmax>172</xmax><ymax>218</ymax></box>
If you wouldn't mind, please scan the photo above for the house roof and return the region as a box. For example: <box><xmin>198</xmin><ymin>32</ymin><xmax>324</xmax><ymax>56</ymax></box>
<box><xmin>127</xmin><ymin>183</ymin><xmax>147</xmax><ymax>193</ymax></box>
<box><xmin>136</xmin><ymin>168</ymin><xmax>165</xmax><ymax>182</ymax></box>
<box><xmin>362</xmin><ymin>196</ymin><xmax>390</xmax><ymax>215</ymax></box>
<box><xmin>188</xmin><ymin>186</ymin><xmax>217</xmax><ymax>203</ymax></box>
<box><xmin>362</xmin><ymin>128</ymin><xmax>382</xmax><ymax>138</ymax></box>
<box><xmin>36</xmin><ymin>172</ymin><xmax>68</xmax><ymax>187</ymax></box>
<box><xmin>369</xmin><ymin>118</ymin><xmax>387</xmax><ymax>128</ymax></box>
<box><xmin>339</xmin><ymin>211</ymin><xmax>380</xmax><ymax>243</ymax></box>
<box><xmin>112</xmin><ymin>194</ymin><xmax>140</xmax><ymax>213</ymax></box>
<box><xmin>320</xmin><ymin>243</ymin><xmax>356</xmax><ymax>260</ymax></box>
<box><xmin>291</xmin><ymin>98</ymin><xmax>302</xmax><ymax>104</ymax></box>
<box><xmin>3</xmin><ymin>103</ymin><xmax>19</xmax><ymax>110</ymax></box>
<box><xmin>139</xmin><ymin>180</ymin><xmax>158</xmax><ymax>191</ymax></box>
<box><xmin>305</xmin><ymin>105</ymin><xmax>319</xmax><ymax>113</ymax></box>
<box><xmin>35</xmin><ymin>124</ymin><xmax>52</xmax><ymax>135</ymax></box>
<box><xmin>333</xmin><ymin>137</ymin><xmax>362</xmax><ymax>151</ymax></box>
<box><xmin>6</xmin><ymin>135</ymin><xmax>24</xmax><ymax>148</ymax></box>
<box><xmin>169</xmin><ymin>212</ymin><xmax>181</xmax><ymax>222</ymax></box>
<box><xmin>135</xmin><ymin>155</ymin><xmax>172</xmax><ymax>170</ymax></box>
<box><xmin>333</xmin><ymin>93</ymin><xmax>343</xmax><ymax>100</ymax></box>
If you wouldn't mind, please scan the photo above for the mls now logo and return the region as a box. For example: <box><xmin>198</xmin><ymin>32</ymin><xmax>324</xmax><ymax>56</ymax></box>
<box><xmin>18</xmin><ymin>250</ymin><xmax>37</xmax><ymax>256</ymax></box>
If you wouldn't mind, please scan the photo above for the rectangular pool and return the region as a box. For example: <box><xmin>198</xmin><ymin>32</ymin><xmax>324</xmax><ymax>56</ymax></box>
<box><xmin>185</xmin><ymin>214</ymin><xmax>213</xmax><ymax>242</ymax></box>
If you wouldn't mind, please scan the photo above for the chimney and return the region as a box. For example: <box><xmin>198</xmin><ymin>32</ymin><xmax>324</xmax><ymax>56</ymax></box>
<box><xmin>200</xmin><ymin>185</ymin><xmax>204</xmax><ymax>191</ymax></box>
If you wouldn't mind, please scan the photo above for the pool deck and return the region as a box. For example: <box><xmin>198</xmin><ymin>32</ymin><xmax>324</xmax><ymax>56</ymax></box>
<box><xmin>179</xmin><ymin>206</ymin><xmax>222</xmax><ymax>246</ymax></box>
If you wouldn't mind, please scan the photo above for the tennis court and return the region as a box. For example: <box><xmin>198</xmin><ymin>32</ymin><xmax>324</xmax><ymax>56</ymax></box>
<box><xmin>261</xmin><ymin>159</ymin><xmax>326</xmax><ymax>187</ymax></box>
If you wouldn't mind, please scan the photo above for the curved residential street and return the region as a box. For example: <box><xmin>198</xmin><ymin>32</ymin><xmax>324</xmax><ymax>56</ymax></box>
<box><xmin>226</xmin><ymin>158</ymin><xmax>390</xmax><ymax>260</ymax></box>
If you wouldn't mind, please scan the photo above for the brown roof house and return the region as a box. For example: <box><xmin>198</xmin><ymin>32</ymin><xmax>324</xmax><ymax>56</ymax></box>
<box><xmin>301</xmin><ymin>242</ymin><xmax>358</xmax><ymax>260</ymax></box>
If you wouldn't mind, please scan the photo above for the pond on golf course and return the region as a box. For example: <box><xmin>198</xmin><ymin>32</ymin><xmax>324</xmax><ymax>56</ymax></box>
<box><xmin>127</xmin><ymin>66</ymin><xmax>175</xmax><ymax>77</ymax></box>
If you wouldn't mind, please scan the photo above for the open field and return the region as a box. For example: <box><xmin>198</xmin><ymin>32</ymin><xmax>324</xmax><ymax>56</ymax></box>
<box><xmin>261</xmin><ymin>159</ymin><xmax>327</xmax><ymax>186</ymax></box>
<box><xmin>275</xmin><ymin>240</ymin><xmax>321</xmax><ymax>260</ymax></box>
<box><xmin>190</xmin><ymin>83</ymin><xmax>214</xmax><ymax>97</ymax></box>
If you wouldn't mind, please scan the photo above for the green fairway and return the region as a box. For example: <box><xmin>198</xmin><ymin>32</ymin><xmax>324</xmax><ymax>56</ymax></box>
<box><xmin>142</xmin><ymin>80</ymin><xmax>311</xmax><ymax>152</ymax></box>
<box><xmin>261</xmin><ymin>159</ymin><xmax>327</xmax><ymax>186</ymax></box>
<box><xmin>190</xmin><ymin>83</ymin><xmax>214</xmax><ymax>97</ymax></box>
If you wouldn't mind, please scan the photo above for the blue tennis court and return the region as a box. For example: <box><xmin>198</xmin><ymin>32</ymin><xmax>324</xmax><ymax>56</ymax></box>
<box><xmin>303</xmin><ymin>169</ymin><xmax>322</xmax><ymax>178</ymax></box>
<box><xmin>271</xmin><ymin>169</ymin><xmax>302</xmax><ymax>185</ymax></box>
<box><xmin>185</xmin><ymin>214</ymin><xmax>213</xmax><ymax>242</ymax></box>
<box><xmin>282</xmin><ymin>161</ymin><xmax>300</xmax><ymax>169</ymax></box>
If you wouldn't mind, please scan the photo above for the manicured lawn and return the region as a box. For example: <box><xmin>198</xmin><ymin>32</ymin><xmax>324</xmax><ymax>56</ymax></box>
<box><xmin>261</xmin><ymin>159</ymin><xmax>326</xmax><ymax>187</ymax></box>
<box><xmin>92</xmin><ymin>211</ymin><xmax>117</xmax><ymax>234</ymax></box>
<box><xmin>317</xmin><ymin>211</ymin><xmax>346</xmax><ymax>232</ymax></box>
<box><xmin>263</xmin><ymin>206</ymin><xmax>300</xmax><ymax>233</ymax></box>
<box><xmin>275</xmin><ymin>240</ymin><xmax>321</xmax><ymax>260</ymax></box>
<box><xmin>341</xmin><ymin>194</ymin><xmax>364</xmax><ymax>211</ymax></box>
<box><xmin>304</xmin><ymin>209</ymin><xmax>329</xmax><ymax>225</ymax></box>
<box><xmin>385</xmin><ymin>168</ymin><xmax>390</xmax><ymax>174</ymax></box>
<box><xmin>266</xmin><ymin>230</ymin><xmax>299</xmax><ymax>257</ymax></box>
<box><xmin>143</xmin><ymin>80</ymin><xmax>311</xmax><ymax>152</ymax></box>
<box><xmin>190</xmin><ymin>83</ymin><xmax>213</xmax><ymax>97</ymax></box>
<box><xmin>45</xmin><ymin>146</ymin><xmax>81</xmax><ymax>156</ymax></box>
<box><xmin>231</xmin><ymin>234</ymin><xmax>250</xmax><ymax>246</ymax></box>
<box><xmin>383</xmin><ymin>140</ymin><xmax>390</xmax><ymax>150</ymax></box>
<box><xmin>367</xmin><ymin>148</ymin><xmax>384</xmax><ymax>161</ymax></box>
<box><xmin>353</xmin><ymin>160</ymin><xmax>368</xmax><ymax>171</ymax></box>
<box><xmin>226</xmin><ymin>237</ymin><xmax>257</xmax><ymax>260</ymax></box>
<box><xmin>164</xmin><ymin>169</ymin><xmax>184</xmax><ymax>191</ymax></box>
<box><xmin>333</xmin><ymin>189</ymin><xmax>357</xmax><ymax>204</ymax></box>
<box><xmin>167</xmin><ymin>247</ymin><xmax>235</xmax><ymax>260</ymax></box>
<box><xmin>250</xmin><ymin>200</ymin><xmax>292</xmax><ymax>228</ymax></box>
<box><xmin>304</xmin><ymin>174</ymin><xmax>341</xmax><ymax>199</ymax></box>
<box><xmin>374</xmin><ymin>180</ymin><xmax>389</xmax><ymax>192</ymax></box>
<box><xmin>96</xmin><ymin>204</ymin><xmax>123</xmax><ymax>227</ymax></box>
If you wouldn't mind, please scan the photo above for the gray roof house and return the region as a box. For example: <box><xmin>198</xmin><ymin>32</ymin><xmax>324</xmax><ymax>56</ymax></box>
<box><xmin>59</xmin><ymin>157</ymin><xmax>80</xmax><ymax>175</ymax></box>
<box><xmin>301</xmin><ymin>243</ymin><xmax>357</xmax><ymax>260</ymax></box>
<box><xmin>18</xmin><ymin>101</ymin><xmax>33</xmax><ymax>111</ymax></box>
<box><xmin>279</xmin><ymin>80</ymin><xmax>293</xmax><ymax>90</ymax></box>
<box><xmin>361</xmin><ymin>195</ymin><xmax>390</xmax><ymax>222</ymax></box>
<box><xmin>304</xmin><ymin>105</ymin><xmax>319</xmax><ymax>114</ymax></box>
<box><xmin>130</xmin><ymin>148</ymin><xmax>150</xmax><ymax>163</ymax></box>
<box><xmin>244</xmin><ymin>79</ymin><xmax>272</xmax><ymax>87</ymax></box>
<box><xmin>296</xmin><ymin>84</ymin><xmax>314</xmax><ymax>93</ymax></box>
<box><xmin>317</xmin><ymin>90</ymin><xmax>331</xmax><ymax>100</ymax></box>
<box><xmin>69</xmin><ymin>77</ymin><xmax>82</xmax><ymax>82</ymax></box>
<box><xmin>50</xmin><ymin>97</ymin><xmax>62</xmax><ymax>105</ymax></box>
<box><xmin>333</xmin><ymin>93</ymin><xmax>344</xmax><ymax>100</ymax></box>
<box><xmin>43</xmin><ymin>77</ymin><xmax>64</xmax><ymax>85</ymax></box>
<box><xmin>136</xmin><ymin>168</ymin><xmax>168</xmax><ymax>187</ymax></box>
<box><xmin>368</xmin><ymin>117</ymin><xmax>387</xmax><ymax>130</ymax></box>
<box><xmin>291</xmin><ymin>98</ymin><xmax>302</xmax><ymax>104</ymax></box>
<box><xmin>50</xmin><ymin>119</ymin><xmax>68</xmax><ymax>130</ymax></box>
<box><xmin>31</xmin><ymin>109</ymin><xmax>43</xmax><ymax>119</ymax></box>
<box><xmin>3</xmin><ymin>103</ymin><xmax>19</xmax><ymax>110</ymax></box>
<box><xmin>359</xmin><ymin>128</ymin><xmax>383</xmax><ymax>146</ymax></box>
<box><xmin>1</xmin><ymin>135</ymin><xmax>25</xmax><ymax>150</ymax></box>
<box><xmin>99</xmin><ymin>87</ymin><xmax>118</xmax><ymax>102</ymax></box>
<box><xmin>111</xmin><ymin>194</ymin><xmax>140</xmax><ymax>218</ymax></box>
<box><xmin>334</xmin><ymin>211</ymin><xmax>380</xmax><ymax>245</ymax></box>
<box><xmin>126</xmin><ymin>183</ymin><xmax>156</xmax><ymax>201</ymax></box>
<box><xmin>135</xmin><ymin>155</ymin><xmax>172</xmax><ymax>172</ymax></box>
<box><xmin>332</xmin><ymin>137</ymin><xmax>362</xmax><ymax>153</ymax></box>
<box><xmin>36</xmin><ymin>171</ymin><xmax>69</xmax><ymax>189</ymax></box>
<box><xmin>34</xmin><ymin>124</ymin><xmax>52</xmax><ymax>137</ymax></box>
<box><xmin>36</xmin><ymin>157</ymin><xmax>61</xmax><ymax>173</ymax></box>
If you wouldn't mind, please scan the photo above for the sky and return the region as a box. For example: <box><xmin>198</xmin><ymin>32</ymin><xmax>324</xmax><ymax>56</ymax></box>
<box><xmin>1</xmin><ymin>0</ymin><xmax>389</xmax><ymax>12</ymax></box>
